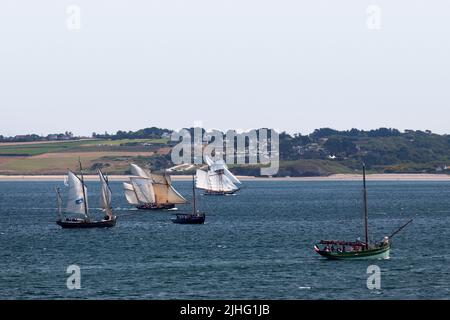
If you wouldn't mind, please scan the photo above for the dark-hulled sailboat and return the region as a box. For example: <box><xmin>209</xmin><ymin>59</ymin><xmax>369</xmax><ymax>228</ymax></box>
<box><xmin>314</xmin><ymin>163</ymin><xmax>412</xmax><ymax>259</ymax></box>
<box><xmin>56</xmin><ymin>161</ymin><xmax>117</xmax><ymax>228</ymax></box>
<box><xmin>172</xmin><ymin>175</ymin><xmax>205</xmax><ymax>224</ymax></box>
<box><xmin>123</xmin><ymin>164</ymin><xmax>187</xmax><ymax>210</ymax></box>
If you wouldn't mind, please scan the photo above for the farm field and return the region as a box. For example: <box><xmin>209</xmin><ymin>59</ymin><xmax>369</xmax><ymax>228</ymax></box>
<box><xmin>0</xmin><ymin>139</ymin><xmax>170</xmax><ymax>174</ymax></box>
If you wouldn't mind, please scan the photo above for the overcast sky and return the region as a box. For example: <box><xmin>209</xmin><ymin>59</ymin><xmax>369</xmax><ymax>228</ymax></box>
<box><xmin>1</xmin><ymin>1</ymin><xmax>449</xmax><ymax>136</ymax></box>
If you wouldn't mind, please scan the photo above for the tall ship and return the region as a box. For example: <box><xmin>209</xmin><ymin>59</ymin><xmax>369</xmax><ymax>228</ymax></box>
<box><xmin>56</xmin><ymin>161</ymin><xmax>117</xmax><ymax>228</ymax></box>
<box><xmin>195</xmin><ymin>156</ymin><xmax>241</xmax><ymax>195</ymax></box>
<box><xmin>314</xmin><ymin>163</ymin><xmax>412</xmax><ymax>259</ymax></box>
<box><xmin>123</xmin><ymin>164</ymin><xmax>187</xmax><ymax>210</ymax></box>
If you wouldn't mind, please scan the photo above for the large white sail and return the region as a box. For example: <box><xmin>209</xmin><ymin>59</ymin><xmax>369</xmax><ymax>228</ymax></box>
<box><xmin>220</xmin><ymin>173</ymin><xmax>239</xmax><ymax>191</ymax></box>
<box><xmin>66</xmin><ymin>171</ymin><xmax>89</xmax><ymax>217</ymax></box>
<box><xmin>123</xmin><ymin>182</ymin><xmax>139</xmax><ymax>205</ymax></box>
<box><xmin>131</xmin><ymin>177</ymin><xmax>156</xmax><ymax>204</ymax></box>
<box><xmin>196</xmin><ymin>169</ymin><xmax>210</xmax><ymax>190</ymax></box>
<box><xmin>98</xmin><ymin>170</ymin><xmax>113</xmax><ymax>219</ymax></box>
<box><xmin>130</xmin><ymin>163</ymin><xmax>152</xmax><ymax>178</ymax></box>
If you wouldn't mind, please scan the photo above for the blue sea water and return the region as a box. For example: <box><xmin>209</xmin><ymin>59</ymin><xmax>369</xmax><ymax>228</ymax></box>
<box><xmin>0</xmin><ymin>180</ymin><xmax>449</xmax><ymax>299</ymax></box>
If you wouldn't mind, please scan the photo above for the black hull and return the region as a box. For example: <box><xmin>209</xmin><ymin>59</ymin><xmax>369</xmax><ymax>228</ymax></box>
<box><xmin>136</xmin><ymin>203</ymin><xmax>176</xmax><ymax>210</ymax></box>
<box><xmin>171</xmin><ymin>214</ymin><xmax>205</xmax><ymax>224</ymax></box>
<box><xmin>57</xmin><ymin>217</ymin><xmax>117</xmax><ymax>229</ymax></box>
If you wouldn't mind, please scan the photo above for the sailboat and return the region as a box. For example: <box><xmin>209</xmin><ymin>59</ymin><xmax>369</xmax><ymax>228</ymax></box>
<box><xmin>196</xmin><ymin>156</ymin><xmax>241</xmax><ymax>195</ymax></box>
<box><xmin>123</xmin><ymin>164</ymin><xmax>187</xmax><ymax>210</ymax></box>
<box><xmin>172</xmin><ymin>175</ymin><xmax>205</xmax><ymax>224</ymax></box>
<box><xmin>56</xmin><ymin>162</ymin><xmax>117</xmax><ymax>228</ymax></box>
<box><xmin>314</xmin><ymin>163</ymin><xmax>412</xmax><ymax>259</ymax></box>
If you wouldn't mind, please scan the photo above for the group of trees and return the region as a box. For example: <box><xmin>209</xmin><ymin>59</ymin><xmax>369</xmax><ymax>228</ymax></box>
<box><xmin>92</xmin><ymin>127</ymin><xmax>171</xmax><ymax>140</ymax></box>
<box><xmin>279</xmin><ymin>128</ymin><xmax>450</xmax><ymax>171</ymax></box>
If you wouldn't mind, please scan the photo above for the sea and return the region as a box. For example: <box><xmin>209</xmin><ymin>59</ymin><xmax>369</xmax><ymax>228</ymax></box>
<box><xmin>0</xmin><ymin>180</ymin><xmax>449</xmax><ymax>299</ymax></box>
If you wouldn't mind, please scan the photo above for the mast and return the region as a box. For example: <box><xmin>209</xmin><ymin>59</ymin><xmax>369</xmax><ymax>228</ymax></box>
<box><xmin>55</xmin><ymin>187</ymin><xmax>63</xmax><ymax>220</ymax></box>
<box><xmin>363</xmin><ymin>163</ymin><xmax>369</xmax><ymax>249</ymax></box>
<box><xmin>192</xmin><ymin>174</ymin><xmax>196</xmax><ymax>214</ymax></box>
<box><xmin>79</xmin><ymin>158</ymin><xmax>90</xmax><ymax>221</ymax></box>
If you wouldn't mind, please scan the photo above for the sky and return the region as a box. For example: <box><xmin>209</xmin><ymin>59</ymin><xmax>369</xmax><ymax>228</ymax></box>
<box><xmin>1</xmin><ymin>1</ymin><xmax>449</xmax><ymax>136</ymax></box>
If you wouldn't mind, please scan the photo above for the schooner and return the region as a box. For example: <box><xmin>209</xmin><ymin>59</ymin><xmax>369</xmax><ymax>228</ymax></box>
<box><xmin>195</xmin><ymin>156</ymin><xmax>241</xmax><ymax>195</ymax></box>
<box><xmin>123</xmin><ymin>164</ymin><xmax>187</xmax><ymax>210</ymax></box>
<box><xmin>56</xmin><ymin>161</ymin><xmax>117</xmax><ymax>228</ymax></box>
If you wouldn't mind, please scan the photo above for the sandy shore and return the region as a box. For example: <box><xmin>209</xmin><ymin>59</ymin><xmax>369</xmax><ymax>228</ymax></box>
<box><xmin>1</xmin><ymin>173</ymin><xmax>450</xmax><ymax>181</ymax></box>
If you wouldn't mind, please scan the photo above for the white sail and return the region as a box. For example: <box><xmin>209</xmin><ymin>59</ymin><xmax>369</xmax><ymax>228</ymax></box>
<box><xmin>196</xmin><ymin>169</ymin><xmax>238</xmax><ymax>192</ymax></box>
<box><xmin>220</xmin><ymin>173</ymin><xmax>239</xmax><ymax>191</ymax></box>
<box><xmin>223</xmin><ymin>167</ymin><xmax>241</xmax><ymax>184</ymax></box>
<box><xmin>65</xmin><ymin>171</ymin><xmax>89</xmax><ymax>217</ymax></box>
<box><xmin>205</xmin><ymin>156</ymin><xmax>241</xmax><ymax>184</ymax></box>
<box><xmin>131</xmin><ymin>177</ymin><xmax>155</xmax><ymax>204</ymax></box>
<box><xmin>98</xmin><ymin>170</ymin><xmax>113</xmax><ymax>219</ymax></box>
<box><xmin>123</xmin><ymin>182</ymin><xmax>139</xmax><ymax>205</ymax></box>
<box><xmin>196</xmin><ymin>169</ymin><xmax>210</xmax><ymax>190</ymax></box>
<box><xmin>130</xmin><ymin>163</ymin><xmax>152</xmax><ymax>178</ymax></box>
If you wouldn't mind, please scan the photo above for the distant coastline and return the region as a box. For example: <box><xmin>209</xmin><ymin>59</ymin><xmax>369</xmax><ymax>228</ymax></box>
<box><xmin>1</xmin><ymin>173</ymin><xmax>450</xmax><ymax>182</ymax></box>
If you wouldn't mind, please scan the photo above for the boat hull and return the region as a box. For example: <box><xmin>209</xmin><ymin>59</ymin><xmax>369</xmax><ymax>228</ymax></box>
<box><xmin>315</xmin><ymin>244</ymin><xmax>390</xmax><ymax>260</ymax></box>
<box><xmin>136</xmin><ymin>203</ymin><xmax>176</xmax><ymax>210</ymax></box>
<box><xmin>56</xmin><ymin>217</ymin><xmax>117</xmax><ymax>229</ymax></box>
<box><xmin>171</xmin><ymin>214</ymin><xmax>205</xmax><ymax>224</ymax></box>
<box><xmin>204</xmin><ymin>190</ymin><xmax>238</xmax><ymax>196</ymax></box>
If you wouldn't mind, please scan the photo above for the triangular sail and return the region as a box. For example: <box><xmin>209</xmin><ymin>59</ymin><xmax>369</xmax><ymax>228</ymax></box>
<box><xmin>98</xmin><ymin>170</ymin><xmax>113</xmax><ymax>219</ymax></box>
<box><xmin>167</xmin><ymin>185</ymin><xmax>188</xmax><ymax>204</ymax></box>
<box><xmin>123</xmin><ymin>182</ymin><xmax>139</xmax><ymax>205</ymax></box>
<box><xmin>65</xmin><ymin>171</ymin><xmax>89</xmax><ymax>217</ymax></box>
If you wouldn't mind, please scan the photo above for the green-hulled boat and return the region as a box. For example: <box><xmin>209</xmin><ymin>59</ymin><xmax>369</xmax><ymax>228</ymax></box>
<box><xmin>314</xmin><ymin>164</ymin><xmax>412</xmax><ymax>260</ymax></box>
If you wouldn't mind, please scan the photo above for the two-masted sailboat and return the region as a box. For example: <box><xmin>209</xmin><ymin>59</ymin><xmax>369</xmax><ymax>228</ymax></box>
<box><xmin>56</xmin><ymin>162</ymin><xmax>117</xmax><ymax>228</ymax></box>
<box><xmin>195</xmin><ymin>156</ymin><xmax>241</xmax><ymax>195</ymax></box>
<box><xmin>172</xmin><ymin>175</ymin><xmax>205</xmax><ymax>224</ymax></box>
<box><xmin>314</xmin><ymin>163</ymin><xmax>412</xmax><ymax>259</ymax></box>
<box><xmin>123</xmin><ymin>164</ymin><xmax>187</xmax><ymax>210</ymax></box>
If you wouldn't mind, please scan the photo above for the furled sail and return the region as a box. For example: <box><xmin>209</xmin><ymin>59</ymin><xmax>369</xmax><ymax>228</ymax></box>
<box><xmin>130</xmin><ymin>177</ymin><xmax>156</xmax><ymax>204</ymax></box>
<box><xmin>123</xmin><ymin>182</ymin><xmax>139</xmax><ymax>205</ymax></box>
<box><xmin>65</xmin><ymin>171</ymin><xmax>89</xmax><ymax>217</ymax></box>
<box><xmin>98</xmin><ymin>170</ymin><xmax>113</xmax><ymax>219</ymax></box>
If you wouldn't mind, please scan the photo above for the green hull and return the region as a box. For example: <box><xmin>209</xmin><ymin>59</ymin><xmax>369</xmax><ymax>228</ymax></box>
<box><xmin>315</xmin><ymin>244</ymin><xmax>390</xmax><ymax>260</ymax></box>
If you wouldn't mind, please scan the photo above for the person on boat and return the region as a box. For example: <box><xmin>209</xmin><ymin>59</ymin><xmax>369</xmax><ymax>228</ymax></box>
<box><xmin>104</xmin><ymin>215</ymin><xmax>110</xmax><ymax>221</ymax></box>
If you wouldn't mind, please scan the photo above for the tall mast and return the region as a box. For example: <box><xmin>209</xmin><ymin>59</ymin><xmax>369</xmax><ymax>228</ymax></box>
<box><xmin>363</xmin><ymin>163</ymin><xmax>369</xmax><ymax>249</ymax></box>
<box><xmin>79</xmin><ymin>158</ymin><xmax>89</xmax><ymax>221</ymax></box>
<box><xmin>192</xmin><ymin>174</ymin><xmax>196</xmax><ymax>214</ymax></box>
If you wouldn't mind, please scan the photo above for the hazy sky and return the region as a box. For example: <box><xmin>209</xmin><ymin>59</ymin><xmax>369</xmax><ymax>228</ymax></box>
<box><xmin>1</xmin><ymin>1</ymin><xmax>449</xmax><ymax>136</ymax></box>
